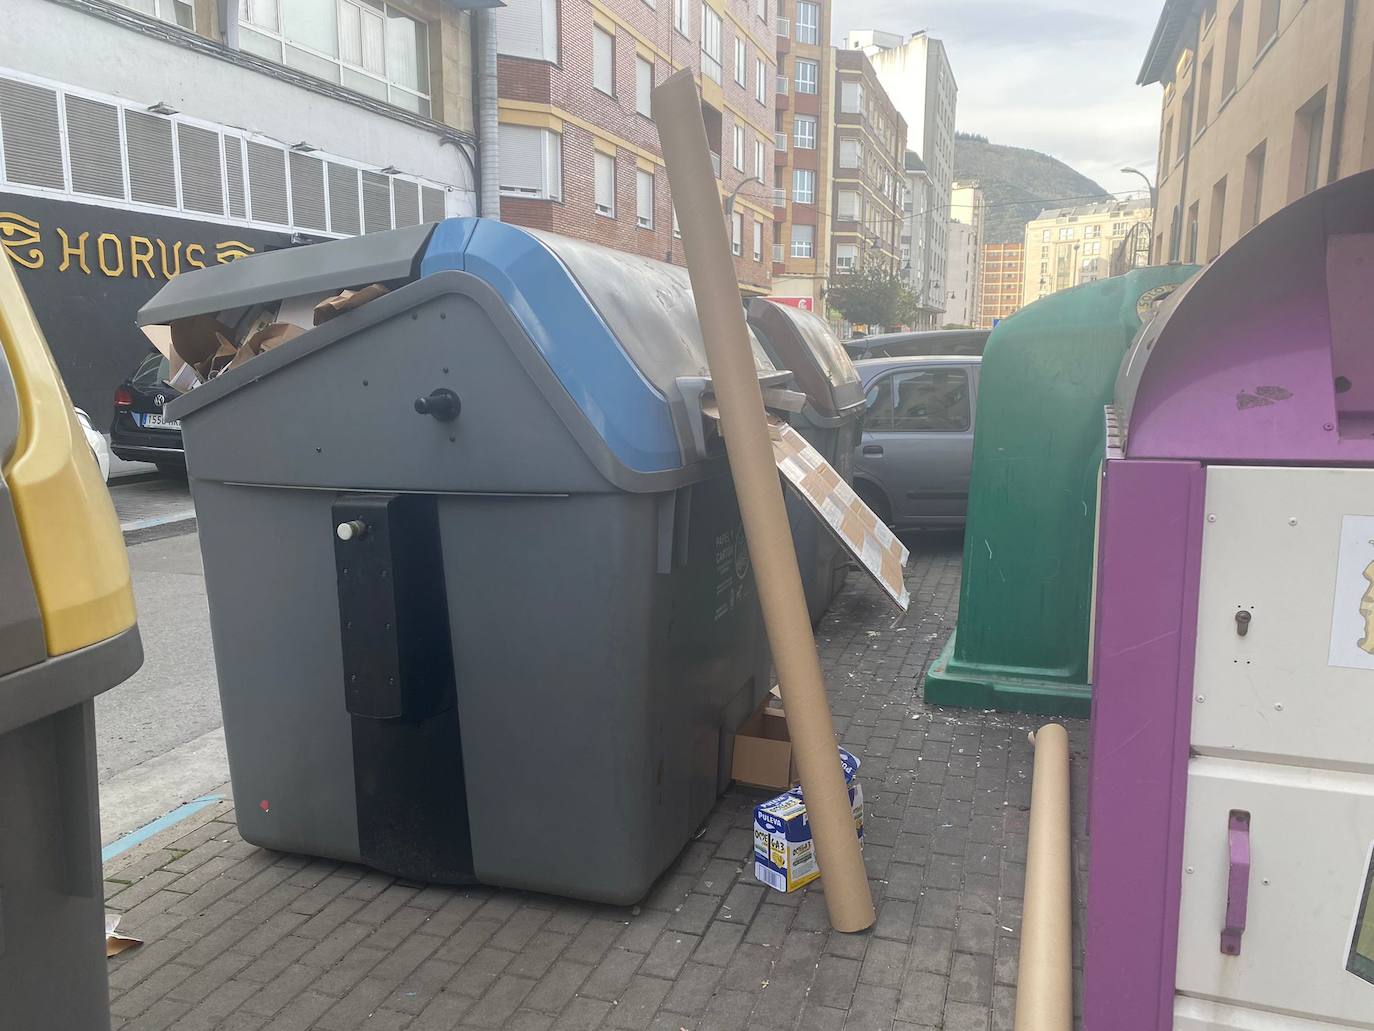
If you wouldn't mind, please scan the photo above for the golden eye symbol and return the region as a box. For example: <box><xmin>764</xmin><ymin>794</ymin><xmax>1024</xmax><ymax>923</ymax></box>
<box><xmin>215</xmin><ymin>240</ymin><xmax>256</xmax><ymax>264</ymax></box>
<box><xmin>0</xmin><ymin>212</ymin><xmax>43</xmax><ymax>270</ymax></box>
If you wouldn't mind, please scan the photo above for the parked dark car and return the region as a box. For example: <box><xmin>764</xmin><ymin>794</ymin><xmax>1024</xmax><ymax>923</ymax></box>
<box><xmin>109</xmin><ymin>350</ymin><xmax>184</xmax><ymax>472</ymax></box>
<box><xmin>844</xmin><ymin>328</ymin><xmax>989</xmax><ymax>361</ymax></box>
<box><xmin>852</xmin><ymin>355</ymin><xmax>981</xmax><ymax>529</ymax></box>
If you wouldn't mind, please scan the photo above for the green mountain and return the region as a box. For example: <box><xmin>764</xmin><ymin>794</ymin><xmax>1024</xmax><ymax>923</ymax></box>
<box><xmin>953</xmin><ymin>133</ymin><xmax>1113</xmax><ymax>244</ymax></box>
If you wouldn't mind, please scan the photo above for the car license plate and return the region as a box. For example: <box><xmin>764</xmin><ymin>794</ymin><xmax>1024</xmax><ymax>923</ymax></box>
<box><xmin>141</xmin><ymin>412</ymin><xmax>180</xmax><ymax>430</ymax></box>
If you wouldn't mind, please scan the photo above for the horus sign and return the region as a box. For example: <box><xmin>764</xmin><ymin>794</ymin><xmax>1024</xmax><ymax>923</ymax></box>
<box><xmin>0</xmin><ymin>211</ymin><xmax>255</xmax><ymax>277</ymax></box>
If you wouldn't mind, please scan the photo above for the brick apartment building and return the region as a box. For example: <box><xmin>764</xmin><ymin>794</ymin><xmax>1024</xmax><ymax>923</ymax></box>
<box><xmin>769</xmin><ymin>0</ymin><xmax>832</xmax><ymax>310</ymax></box>
<box><xmin>830</xmin><ymin>49</ymin><xmax>906</xmax><ymax>280</ymax></box>
<box><xmin>494</xmin><ymin>0</ymin><xmax>776</xmax><ymax>296</ymax></box>
<box><xmin>979</xmin><ymin>242</ymin><xmax>1024</xmax><ymax>328</ymax></box>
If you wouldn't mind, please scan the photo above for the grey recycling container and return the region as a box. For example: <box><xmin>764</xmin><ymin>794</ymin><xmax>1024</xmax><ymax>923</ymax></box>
<box><xmin>143</xmin><ymin>218</ymin><xmax>776</xmax><ymax>905</ymax></box>
<box><xmin>1</xmin><ymin>251</ymin><xmax>143</xmax><ymax>1031</ymax></box>
<box><xmin>747</xmin><ymin>299</ymin><xmax>865</xmax><ymax>623</ymax></box>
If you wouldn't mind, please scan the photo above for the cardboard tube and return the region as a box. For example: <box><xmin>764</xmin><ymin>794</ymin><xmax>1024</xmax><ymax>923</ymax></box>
<box><xmin>652</xmin><ymin>69</ymin><xmax>874</xmax><ymax>933</ymax></box>
<box><xmin>1015</xmin><ymin>724</ymin><xmax>1072</xmax><ymax>1031</ymax></box>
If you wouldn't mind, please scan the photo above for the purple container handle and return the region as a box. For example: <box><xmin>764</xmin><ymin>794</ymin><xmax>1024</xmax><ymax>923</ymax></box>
<box><xmin>1222</xmin><ymin>809</ymin><xmax>1251</xmax><ymax>956</ymax></box>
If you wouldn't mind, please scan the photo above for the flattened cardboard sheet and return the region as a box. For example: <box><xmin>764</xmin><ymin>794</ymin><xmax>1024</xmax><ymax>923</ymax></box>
<box><xmin>767</xmin><ymin>416</ymin><xmax>910</xmax><ymax>611</ymax></box>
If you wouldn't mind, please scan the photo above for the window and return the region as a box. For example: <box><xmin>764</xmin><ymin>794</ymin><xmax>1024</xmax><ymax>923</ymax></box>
<box><xmin>795</xmin><ymin>59</ymin><xmax>818</xmax><ymax>94</ymax></box>
<box><xmin>1058</xmin><ymin>227</ymin><xmax>1074</xmax><ymax>240</ymax></box>
<box><xmin>635</xmin><ymin>56</ymin><xmax>653</xmax><ymax>116</ymax></box>
<box><xmin>1242</xmin><ymin>139</ymin><xmax>1266</xmax><ymax>229</ymax></box>
<box><xmin>840</xmin><ymin>81</ymin><xmax>862</xmax><ymax>114</ymax></box>
<box><xmin>729</xmin><ymin>123</ymin><xmax>744</xmax><ymax>171</ymax></box>
<box><xmin>1196</xmin><ymin>51</ymin><xmax>1213</xmax><ymax>131</ymax></box>
<box><xmin>836</xmin><ymin>243</ymin><xmax>857</xmax><ymax>270</ymax></box>
<box><xmin>795</xmin><ymin>1</ymin><xmax>818</xmax><ymax>44</ymax></box>
<box><xmin>865</xmin><ymin>368</ymin><xmax>971</xmax><ymax>432</ymax></box>
<box><xmin>1162</xmin><ymin>115</ymin><xmax>1174</xmax><ymax>169</ymax></box>
<box><xmin>753</xmin><ymin>219</ymin><xmax>762</xmax><ymax>260</ymax></box>
<box><xmin>594</xmin><ymin>150</ymin><xmax>615</xmax><ymax>216</ymax></box>
<box><xmin>837</xmin><ymin>189</ymin><xmax>861</xmax><ymax>221</ymax></box>
<box><xmin>838</xmin><ymin>137</ymin><xmax>861</xmax><ymax>167</ymax></box>
<box><xmin>499</xmin><ymin>123</ymin><xmax>562</xmax><ymax>200</ymax></box>
<box><xmin>1185</xmin><ymin>200</ymin><xmax>1200</xmax><ymax>262</ymax></box>
<box><xmin>1179</xmin><ymin>85</ymin><xmax>1194</xmax><ymax>156</ymax></box>
<box><xmin>1112</xmin><ymin>222</ymin><xmax>1126</xmax><ymax>236</ymax></box>
<box><xmin>701</xmin><ymin>6</ymin><xmax>722</xmax><ymax>83</ymax></box>
<box><xmin>731</xmin><ymin>210</ymin><xmax>742</xmax><ymax>255</ymax></box>
<box><xmin>1207</xmin><ymin>175</ymin><xmax>1227</xmax><ymax>260</ymax></box>
<box><xmin>793</xmin><ymin>115</ymin><xmax>817</xmax><ymax>149</ymax></box>
<box><xmin>593</xmin><ymin>25</ymin><xmax>615</xmax><ymax>95</ymax></box>
<box><xmin>636</xmin><ymin>168</ymin><xmax>653</xmax><ymax>228</ymax></box>
<box><xmin>1257</xmin><ymin>0</ymin><xmax>1279</xmax><ymax>52</ymax></box>
<box><xmin>114</xmin><ymin>0</ymin><xmax>194</xmax><ymax>28</ymax></box>
<box><xmin>791</xmin><ymin>223</ymin><xmax>814</xmax><ymax>257</ymax></box>
<box><xmin>239</xmin><ymin>0</ymin><xmax>433</xmax><ymax>115</ymax></box>
<box><xmin>1292</xmin><ymin>88</ymin><xmax>1326</xmax><ymax>198</ymax></box>
<box><xmin>674</xmin><ymin>0</ymin><xmax>689</xmax><ymax>36</ymax></box>
<box><xmin>754</xmin><ymin>138</ymin><xmax>765</xmax><ymax>180</ymax></box>
<box><xmin>672</xmin><ymin>205</ymin><xmax>680</xmax><ymax>237</ymax></box>
<box><xmin>1084</xmin><ymin>224</ymin><xmax>1101</xmax><ymax>238</ymax></box>
<box><xmin>1201</xmin><ymin>0</ymin><xmax>1217</xmax><ymax>32</ymax></box>
<box><xmin>755</xmin><ymin>56</ymin><xmax>766</xmax><ymax>103</ymax></box>
<box><xmin>1041</xmin><ymin>228</ymin><xmax>1051</xmax><ymax>242</ymax></box>
<box><xmin>792</xmin><ymin>168</ymin><xmax>815</xmax><ymax>203</ymax></box>
<box><xmin>756</xmin><ymin>0</ymin><xmax>765</xmax><ymax>21</ymax></box>
<box><xmin>1221</xmin><ymin>1</ymin><xmax>1243</xmax><ymax>97</ymax></box>
<box><xmin>734</xmin><ymin>36</ymin><xmax>747</xmax><ymax>86</ymax></box>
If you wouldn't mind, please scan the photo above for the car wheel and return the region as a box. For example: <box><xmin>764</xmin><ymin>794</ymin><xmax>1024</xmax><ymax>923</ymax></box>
<box><xmin>855</xmin><ymin>482</ymin><xmax>892</xmax><ymax>526</ymax></box>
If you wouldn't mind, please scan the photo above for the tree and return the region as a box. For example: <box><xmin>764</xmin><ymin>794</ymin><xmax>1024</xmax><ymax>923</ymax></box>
<box><xmin>826</xmin><ymin>261</ymin><xmax>919</xmax><ymax>330</ymax></box>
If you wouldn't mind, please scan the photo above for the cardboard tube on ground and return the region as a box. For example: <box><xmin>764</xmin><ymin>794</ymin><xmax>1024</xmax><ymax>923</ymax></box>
<box><xmin>1015</xmin><ymin>724</ymin><xmax>1073</xmax><ymax>1031</ymax></box>
<box><xmin>652</xmin><ymin>69</ymin><xmax>874</xmax><ymax>933</ymax></box>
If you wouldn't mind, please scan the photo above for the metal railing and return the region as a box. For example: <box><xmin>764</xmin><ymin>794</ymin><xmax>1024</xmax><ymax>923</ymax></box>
<box><xmin>776</xmin><ymin>74</ymin><xmax>788</xmax><ymax>94</ymax></box>
<box><xmin>772</xmin><ymin>243</ymin><xmax>785</xmax><ymax>262</ymax></box>
<box><xmin>774</xmin><ymin>131</ymin><xmax>787</xmax><ymax>151</ymax></box>
<box><xmin>772</xmin><ymin>187</ymin><xmax>786</xmax><ymax>207</ymax></box>
<box><xmin>775</xmin><ymin>16</ymin><xmax>790</xmax><ymax>36</ymax></box>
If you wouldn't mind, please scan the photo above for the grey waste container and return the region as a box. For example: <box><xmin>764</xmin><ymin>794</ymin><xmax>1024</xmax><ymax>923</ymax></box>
<box><xmin>1</xmin><ymin>252</ymin><xmax>143</xmax><ymax>1031</ymax></box>
<box><xmin>144</xmin><ymin>218</ymin><xmax>776</xmax><ymax>904</ymax></box>
<box><xmin>747</xmin><ymin>299</ymin><xmax>865</xmax><ymax>623</ymax></box>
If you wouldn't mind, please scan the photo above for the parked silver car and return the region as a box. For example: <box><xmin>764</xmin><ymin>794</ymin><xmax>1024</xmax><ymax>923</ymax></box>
<box><xmin>851</xmin><ymin>355</ymin><xmax>981</xmax><ymax>529</ymax></box>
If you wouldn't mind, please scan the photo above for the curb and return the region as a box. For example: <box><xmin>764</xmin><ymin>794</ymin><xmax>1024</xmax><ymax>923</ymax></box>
<box><xmin>121</xmin><ymin>511</ymin><xmax>197</xmax><ymax>545</ymax></box>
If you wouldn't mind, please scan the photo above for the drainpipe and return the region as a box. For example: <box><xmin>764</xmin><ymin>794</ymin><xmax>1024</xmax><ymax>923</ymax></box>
<box><xmin>1328</xmin><ymin>0</ymin><xmax>1357</xmax><ymax>184</ymax></box>
<box><xmin>477</xmin><ymin>8</ymin><xmax>500</xmax><ymax>219</ymax></box>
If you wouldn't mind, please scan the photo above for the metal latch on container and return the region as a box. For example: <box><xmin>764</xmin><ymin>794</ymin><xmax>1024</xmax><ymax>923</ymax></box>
<box><xmin>1221</xmin><ymin>809</ymin><xmax>1251</xmax><ymax>956</ymax></box>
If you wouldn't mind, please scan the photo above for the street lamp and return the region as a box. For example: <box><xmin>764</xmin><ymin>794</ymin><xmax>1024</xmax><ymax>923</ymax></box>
<box><xmin>1121</xmin><ymin>167</ymin><xmax>1157</xmax><ymax>265</ymax></box>
<box><xmin>724</xmin><ymin>176</ymin><xmax>763</xmax><ymax>218</ymax></box>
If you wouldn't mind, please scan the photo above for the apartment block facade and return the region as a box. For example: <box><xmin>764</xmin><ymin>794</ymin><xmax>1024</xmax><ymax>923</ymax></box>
<box><xmin>846</xmin><ymin>29</ymin><xmax>956</xmax><ymax>322</ymax></box>
<box><xmin>1022</xmin><ymin>199</ymin><xmax>1154</xmax><ymax>307</ymax></box>
<box><xmin>829</xmin><ymin>48</ymin><xmax>906</xmax><ymax>283</ymax></box>
<box><xmin>495</xmin><ymin>0</ymin><xmax>776</xmax><ymax>296</ymax></box>
<box><xmin>769</xmin><ymin>0</ymin><xmax>832</xmax><ymax>309</ymax></box>
<box><xmin>944</xmin><ymin>179</ymin><xmax>984</xmax><ymax>326</ymax></box>
<box><xmin>1142</xmin><ymin>0</ymin><xmax>1374</xmax><ymax>264</ymax></box>
<box><xmin>979</xmin><ymin>242</ymin><xmax>1024</xmax><ymax>328</ymax></box>
<box><xmin>0</xmin><ymin>0</ymin><xmax>478</xmax><ymax>421</ymax></box>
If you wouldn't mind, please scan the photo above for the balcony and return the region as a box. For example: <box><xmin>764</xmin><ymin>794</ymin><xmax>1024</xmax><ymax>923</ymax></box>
<box><xmin>775</xmin><ymin>75</ymin><xmax>789</xmax><ymax>110</ymax></box>
<box><xmin>775</xmin><ymin>16</ymin><xmax>789</xmax><ymax>36</ymax></box>
<box><xmin>774</xmin><ymin>131</ymin><xmax>788</xmax><ymax>151</ymax></box>
<box><xmin>772</xmin><ymin>243</ymin><xmax>785</xmax><ymax>263</ymax></box>
<box><xmin>710</xmin><ymin>151</ymin><xmax>722</xmax><ymax>178</ymax></box>
<box><xmin>772</xmin><ymin>187</ymin><xmax>786</xmax><ymax>208</ymax></box>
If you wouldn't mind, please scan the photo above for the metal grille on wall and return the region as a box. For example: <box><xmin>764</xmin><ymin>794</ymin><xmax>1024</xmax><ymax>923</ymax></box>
<box><xmin>0</xmin><ymin>68</ymin><xmax>453</xmax><ymax>238</ymax></box>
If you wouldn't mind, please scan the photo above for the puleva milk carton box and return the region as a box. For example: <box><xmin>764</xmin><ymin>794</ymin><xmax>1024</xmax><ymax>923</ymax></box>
<box><xmin>753</xmin><ymin>748</ymin><xmax>864</xmax><ymax>893</ymax></box>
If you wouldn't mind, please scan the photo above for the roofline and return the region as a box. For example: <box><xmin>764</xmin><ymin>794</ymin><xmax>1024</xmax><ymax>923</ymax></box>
<box><xmin>1138</xmin><ymin>0</ymin><xmax>1199</xmax><ymax>85</ymax></box>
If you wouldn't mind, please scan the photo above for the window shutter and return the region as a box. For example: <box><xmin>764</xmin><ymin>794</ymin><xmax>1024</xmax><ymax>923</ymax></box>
<box><xmin>65</xmin><ymin>94</ymin><xmax>124</xmax><ymax>199</ymax></box>
<box><xmin>178</xmin><ymin>123</ymin><xmax>225</xmax><ymax>215</ymax></box>
<box><xmin>594</xmin><ymin>27</ymin><xmax>614</xmax><ymax>94</ymax></box>
<box><xmin>636</xmin><ymin>169</ymin><xmax>652</xmax><ymax>226</ymax></box>
<box><xmin>289</xmin><ymin>151</ymin><xmax>327</xmax><ymax>230</ymax></box>
<box><xmin>595</xmin><ymin>153</ymin><xmax>613</xmax><ymax>212</ymax></box>
<box><xmin>635</xmin><ymin>58</ymin><xmax>652</xmax><ymax>116</ymax></box>
<box><xmin>225</xmin><ymin>137</ymin><xmax>247</xmax><ymax>218</ymax></box>
<box><xmin>498</xmin><ymin>124</ymin><xmax>545</xmax><ymax>195</ymax></box>
<box><xmin>246</xmin><ymin>140</ymin><xmax>289</xmax><ymax>224</ymax></box>
<box><xmin>0</xmin><ymin>78</ymin><xmax>64</xmax><ymax>190</ymax></box>
<box><xmin>393</xmin><ymin>179</ymin><xmax>420</xmax><ymax>226</ymax></box>
<box><xmin>362</xmin><ymin>170</ymin><xmax>392</xmax><ymax>233</ymax></box>
<box><xmin>421</xmin><ymin>186</ymin><xmax>446</xmax><ymax>222</ymax></box>
<box><xmin>327</xmin><ymin>161</ymin><xmax>361</xmax><ymax>234</ymax></box>
<box><xmin>495</xmin><ymin>0</ymin><xmax>553</xmax><ymax>62</ymax></box>
<box><xmin>125</xmin><ymin>110</ymin><xmax>177</xmax><ymax>208</ymax></box>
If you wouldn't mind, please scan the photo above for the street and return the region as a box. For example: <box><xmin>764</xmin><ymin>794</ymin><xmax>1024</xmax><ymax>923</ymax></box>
<box><xmin>101</xmin><ymin>477</ymin><xmax>226</xmax><ymax>845</ymax></box>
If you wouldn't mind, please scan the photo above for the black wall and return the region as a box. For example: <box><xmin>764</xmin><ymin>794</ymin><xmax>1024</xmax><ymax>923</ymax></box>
<box><xmin>1</xmin><ymin>195</ymin><xmax>304</xmax><ymax>426</ymax></box>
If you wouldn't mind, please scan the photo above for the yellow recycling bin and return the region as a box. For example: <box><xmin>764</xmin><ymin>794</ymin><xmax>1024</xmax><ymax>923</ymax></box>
<box><xmin>0</xmin><ymin>248</ymin><xmax>141</xmax><ymax>1031</ymax></box>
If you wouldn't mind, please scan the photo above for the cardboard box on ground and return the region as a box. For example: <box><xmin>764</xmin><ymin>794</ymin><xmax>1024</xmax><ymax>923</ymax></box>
<box><xmin>141</xmin><ymin>284</ymin><xmax>390</xmax><ymax>388</ymax></box>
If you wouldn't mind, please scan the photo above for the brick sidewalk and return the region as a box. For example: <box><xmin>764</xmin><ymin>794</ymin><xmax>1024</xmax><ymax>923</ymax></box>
<box><xmin>104</xmin><ymin>530</ymin><xmax>1090</xmax><ymax>1031</ymax></box>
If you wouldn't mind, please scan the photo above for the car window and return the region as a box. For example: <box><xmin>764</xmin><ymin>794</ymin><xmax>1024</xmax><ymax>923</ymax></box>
<box><xmin>864</xmin><ymin>374</ymin><xmax>894</xmax><ymax>431</ymax></box>
<box><xmin>132</xmin><ymin>351</ymin><xmax>171</xmax><ymax>389</ymax></box>
<box><xmin>891</xmin><ymin>368</ymin><xmax>970</xmax><ymax>432</ymax></box>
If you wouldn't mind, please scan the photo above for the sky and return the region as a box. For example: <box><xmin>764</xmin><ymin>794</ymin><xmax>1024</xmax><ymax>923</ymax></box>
<box><xmin>831</xmin><ymin>1</ymin><xmax>1166</xmax><ymax>201</ymax></box>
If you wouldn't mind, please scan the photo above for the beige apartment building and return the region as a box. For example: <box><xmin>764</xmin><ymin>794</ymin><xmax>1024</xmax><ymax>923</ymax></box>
<box><xmin>1022</xmin><ymin>199</ymin><xmax>1154</xmax><ymax>307</ymax></box>
<box><xmin>944</xmin><ymin>180</ymin><xmax>984</xmax><ymax>326</ymax></box>
<box><xmin>1141</xmin><ymin>0</ymin><xmax>1374</xmax><ymax>264</ymax></box>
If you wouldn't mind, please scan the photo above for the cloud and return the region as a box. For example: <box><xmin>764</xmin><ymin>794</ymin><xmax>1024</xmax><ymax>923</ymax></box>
<box><xmin>838</xmin><ymin>1</ymin><xmax>1136</xmax><ymax>48</ymax></box>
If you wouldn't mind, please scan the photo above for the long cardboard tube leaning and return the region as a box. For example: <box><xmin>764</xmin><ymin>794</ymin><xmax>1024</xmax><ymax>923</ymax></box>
<box><xmin>1015</xmin><ymin>724</ymin><xmax>1072</xmax><ymax>1031</ymax></box>
<box><xmin>652</xmin><ymin>70</ymin><xmax>874</xmax><ymax>933</ymax></box>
